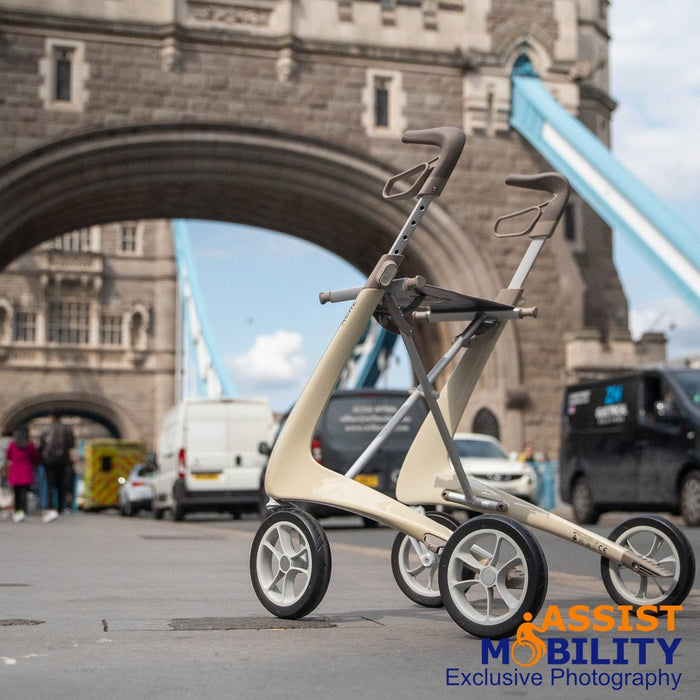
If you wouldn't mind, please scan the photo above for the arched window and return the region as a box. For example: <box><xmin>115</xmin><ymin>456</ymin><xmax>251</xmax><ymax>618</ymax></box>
<box><xmin>128</xmin><ymin>304</ymin><xmax>150</xmax><ymax>351</ymax></box>
<box><xmin>472</xmin><ymin>408</ymin><xmax>500</xmax><ymax>440</ymax></box>
<box><xmin>0</xmin><ymin>300</ymin><xmax>11</xmax><ymax>344</ymax></box>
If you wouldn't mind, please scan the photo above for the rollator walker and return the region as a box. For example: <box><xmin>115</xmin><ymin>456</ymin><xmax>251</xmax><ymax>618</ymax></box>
<box><xmin>250</xmin><ymin>127</ymin><xmax>695</xmax><ymax>638</ymax></box>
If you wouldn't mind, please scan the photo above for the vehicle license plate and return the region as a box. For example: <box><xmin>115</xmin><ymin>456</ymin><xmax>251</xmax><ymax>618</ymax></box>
<box><xmin>354</xmin><ymin>474</ymin><xmax>379</xmax><ymax>488</ymax></box>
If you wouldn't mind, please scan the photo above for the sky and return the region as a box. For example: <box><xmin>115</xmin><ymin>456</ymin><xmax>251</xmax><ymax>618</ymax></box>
<box><xmin>187</xmin><ymin>0</ymin><xmax>700</xmax><ymax>412</ymax></box>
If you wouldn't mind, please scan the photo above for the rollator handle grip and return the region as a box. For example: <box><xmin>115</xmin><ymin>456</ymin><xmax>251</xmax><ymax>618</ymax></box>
<box><xmin>494</xmin><ymin>172</ymin><xmax>570</xmax><ymax>238</ymax></box>
<box><xmin>319</xmin><ymin>285</ymin><xmax>363</xmax><ymax>304</ymax></box>
<box><xmin>383</xmin><ymin>126</ymin><xmax>466</xmax><ymax>200</ymax></box>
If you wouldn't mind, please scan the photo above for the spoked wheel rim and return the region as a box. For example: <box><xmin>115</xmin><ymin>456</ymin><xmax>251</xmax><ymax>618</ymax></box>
<box><xmin>250</xmin><ymin>509</ymin><xmax>332</xmax><ymax>619</ymax></box>
<box><xmin>601</xmin><ymin>516</ymin><xmax>695</xmax><ymax>608</ymax></box>
<box><xmin>439</xmin><ymin>516</ymin><xmax>547</xmax><ymax>638</ymax></box>
<box><xmin>256</xmin><ymin>519</ymin><xmax>314</xmax><ymax>607</ymax></box>
<box><xmin>391</xmin><ymin>512</ymin><xmax>458</xmax><ymax>607</ymax></box>
<box><xmin>446</xmin><ymin>528</ymin><xmax>527</xmax><ymax>623</ymax></box>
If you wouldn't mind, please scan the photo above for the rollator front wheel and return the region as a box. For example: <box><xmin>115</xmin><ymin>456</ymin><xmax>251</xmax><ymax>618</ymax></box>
<box><xmin>600</xmin><ymin>515</ymin><xmax>695</xmax><ymax>609</ymax></box>
<box><xmin>438</xmin><ymin>515</ymin><xmax>548</xmax><ymax>638</ymax></box>
<box><xmin>391</xmin><ymin>511</ymin><xmax>459</xmax><ymax>607</ymax></box>
<box><xmin>250</xmin><ymin>509</ymin><xmax>332</xmax><ymax>619</ymax></box>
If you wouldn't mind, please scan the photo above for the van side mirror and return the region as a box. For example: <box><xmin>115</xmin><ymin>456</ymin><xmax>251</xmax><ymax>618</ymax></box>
<box><xmin>258</xmin><ymin>442</ymin><xmax>271</xmax><ymax>456</ymax></box>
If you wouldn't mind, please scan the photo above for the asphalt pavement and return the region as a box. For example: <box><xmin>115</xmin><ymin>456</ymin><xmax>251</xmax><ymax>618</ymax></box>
<box><xmin>1</xmin><ymin>507</ymin><xmax>699</xmax><ymax>699</ymax></box>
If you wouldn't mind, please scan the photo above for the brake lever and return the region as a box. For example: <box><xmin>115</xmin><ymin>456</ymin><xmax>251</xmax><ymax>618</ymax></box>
<box><xmin>382</xmin><ymin>158</ymin><xmax>437</xmax><ymax>200</ymax></box>
<box><xmin>494</xmin><ymin>172</ymin><xmax>570</xmax><ymax>239</ymax></box>
<box><xmin>494</xmin><ymin>202</ymin><xmax>549</xmax><ymax>238</ymax></box>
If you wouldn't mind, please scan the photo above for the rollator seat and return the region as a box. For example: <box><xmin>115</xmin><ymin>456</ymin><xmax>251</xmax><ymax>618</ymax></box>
<box><xmin>374</xmin><ymin>280</ymin><xmax>514</xmax><ymax>328</ymax></box>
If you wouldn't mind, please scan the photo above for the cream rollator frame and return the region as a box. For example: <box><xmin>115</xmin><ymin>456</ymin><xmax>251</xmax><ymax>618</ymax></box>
<box><xmin>250</xmin><ymin>127</ymin><xmax>695</xmax><ymax>638</ymax></box>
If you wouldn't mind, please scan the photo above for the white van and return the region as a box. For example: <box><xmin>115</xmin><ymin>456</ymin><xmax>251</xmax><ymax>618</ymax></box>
<box><xmin>153</xmin><ymin>397</ymin><xmax>275</xmax><ymax>521</ymax></box>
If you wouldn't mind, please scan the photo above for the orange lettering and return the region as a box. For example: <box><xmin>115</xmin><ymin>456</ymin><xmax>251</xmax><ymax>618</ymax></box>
<box><xmin>661</xmin><ymin>605</ymin><xmax>682</xmax><ymax>631</ymax></box>
<box><xmin>635</xmin><ymin>605</ymin><xmax>658</xmax><ymax>632</ymax></box>
<box><xmin>567</xmin><ymin>605</ymin><xmax>591</xmax><ymax>632</ymax></box>
<box><xmin>618</xmin><ymin>605</ymin><xmax>635</xmax><ymax>631</ymax></box>
<box><xmin>541</xmin><ymin>605</ymin><xmax>566</xmax><ymax>632</ymax></box>
<box><xmin>592</xmin><ymin>605</ymin><xmax>615</xmax><ymax>632</ymax></box>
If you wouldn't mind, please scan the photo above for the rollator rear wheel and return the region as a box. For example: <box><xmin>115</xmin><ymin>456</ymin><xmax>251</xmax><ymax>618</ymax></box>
<box><xmin>600</xmin><ymin>515</ymin><xmax>695</xmax><ymax>609</ymax></box>
<box><xmin>250</xmin><ymin>509</ymin><xmax>332</xmax><ymax>619</ymax></box>
<box><xmin>438</xmin><ymin>515</ymin><xmax>548</xmax><ymax>638</ymax></box>
<box><xmin>391</xmin><ymin>511</ymin><xmax>459</xmax><ymax>607</ymax></box>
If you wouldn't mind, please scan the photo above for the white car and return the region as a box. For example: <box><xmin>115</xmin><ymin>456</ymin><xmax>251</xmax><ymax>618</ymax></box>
<box><xmin>118</xmin><ymin>462</ymin><xmax>156</xmax><ymax>517</ymax></box>
<box><xmin>453</xmin><ymin>433</ymin><xmax>538</xmax><ymax>503</ymax></box>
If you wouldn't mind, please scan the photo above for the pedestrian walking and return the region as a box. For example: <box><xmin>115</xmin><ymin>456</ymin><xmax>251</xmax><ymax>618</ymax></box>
<box><xmin>519</xmin><ymin>441</ymin><xmax>536</xmax><ymax>463</ymax></box>
<box><xmin>39</xmin><ymin>413</ymin><xmax>75</xmax><ymax>522</ymax></box>
<box><xmin>4</xmin><ymin>425</ymin><xmax>40</xmax><ymax>522</ymax></box>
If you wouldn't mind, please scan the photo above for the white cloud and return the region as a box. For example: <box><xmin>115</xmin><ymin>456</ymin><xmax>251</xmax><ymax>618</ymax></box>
<box><xmin>629</xmin><ymin>296</ymin><xmax>700</xmax><ymax>362</ymax></box>
<box><xmin>610</xmin><ymin>0</ymin><xmax>700</xmax><ymax>202</ymax></box>
<box><xmin>228</xmin><ymin>330</ymin><xmax>308</xmax><ymax>391</ymax></box>
<box><xmin>609</xmin><ymin>1</ymin><xmax>700</xmax><ymax>361</ymax></box>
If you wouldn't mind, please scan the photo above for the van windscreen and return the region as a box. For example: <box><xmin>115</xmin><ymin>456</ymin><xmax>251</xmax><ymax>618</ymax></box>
<box><xmin>320</xmin><ymin>395</ymin><xmax>428</xmax><ymax>452</ymax></box>
<box><xmin>673</xmin><ymin>370</ymin><xmax>700</xmax><ymax>409</ymax></box>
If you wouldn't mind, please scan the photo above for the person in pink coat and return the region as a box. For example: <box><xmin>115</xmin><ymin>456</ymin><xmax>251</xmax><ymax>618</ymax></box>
<box><xmin>4</xmin><ymin>425</ymin><xmax>40</xmax><ymax>522</ymax></box>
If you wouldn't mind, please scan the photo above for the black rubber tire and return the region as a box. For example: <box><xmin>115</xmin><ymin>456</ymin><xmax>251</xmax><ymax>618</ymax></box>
<box><xmin>258</xmin><ymin>470</ymin><xmax>270</xmax><ymax>519</ymax></box>
<box><xmin>438</xmin><ymin>515</ymin><xmax>548</xmax><ymax>638</ymax></box>
<box><xmin>173</xmin><ymin>498</ymin><xmax>186</xmax><ymax>522</ymax></box>
<box><xmin>600</xmin><ymin>515</ymin><xmax>696</xmax><ymax>610</ymax></box>
<box><xmin>680</xmin><ymin>470</ymin><xmax>700</xmax><ymax>527</ymax></box>
<box><xmin>250</xmin><ymin>509</ymin><xmax>332</xmax><ymax>619</ymax></box>
<box><xmin>571</xmin><ymin>477</ymin><xmax>599</xmax><ymax>524</ymax></box>
<box><xmin>391</xmin><ymin>512</ymin><xmax>459</xmax><ymax>607</ymax></box>
<box><xmin>152</xmin><ymin>499</ymin><xmax>164</xmax><ymax>520</ymax></box>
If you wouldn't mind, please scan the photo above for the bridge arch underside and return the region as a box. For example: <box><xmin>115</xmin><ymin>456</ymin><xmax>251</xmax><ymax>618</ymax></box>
<box><xmin>1</xmin><ymin>393</ymin><xmax>132</xmax><ymax>438</ymax></box>
<box><xmin>0</xmin><ymin>123</ymin><xmax>522</xmax><ymax>436</ymax></box>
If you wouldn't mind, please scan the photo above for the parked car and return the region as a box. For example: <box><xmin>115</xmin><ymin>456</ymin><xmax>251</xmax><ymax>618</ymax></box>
<box><xmin>259</xmin><ymin>389</ymin><xmax>429</xmax><ymax>524</ymax></box>
<box><xmin>118</xmin><ymin>458</ymin><xmax>156</xmax><ymax>517</ymax></box>
<box><xmin>453</xmin><ymin>432</ymin><xmax>538</xmax><ymax>504</ymax></box>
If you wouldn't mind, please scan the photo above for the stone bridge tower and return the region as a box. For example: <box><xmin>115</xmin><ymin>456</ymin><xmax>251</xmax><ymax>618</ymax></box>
<box><xmin>0</xmin><ymin>0</ymin><xmax>657</xmax><ymax>455</ymax></box>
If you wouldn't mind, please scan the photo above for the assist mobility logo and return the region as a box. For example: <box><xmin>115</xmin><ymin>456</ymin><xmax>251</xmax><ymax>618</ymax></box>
<box><xmin>446</xmin><ymin>604</ymin><xmax>684</xmax><ymax>692</ymax></box>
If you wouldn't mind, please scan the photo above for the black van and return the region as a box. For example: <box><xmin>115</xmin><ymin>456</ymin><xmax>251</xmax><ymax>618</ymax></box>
<box><xmin>559</xmin><ymin>368</ymin><xmax>700</xmax><ymax>525</ymax></box>
<box><xmin>260</xmin><ymin>389</ymin><xmax>428</xmax><ymax>524</ymax></box>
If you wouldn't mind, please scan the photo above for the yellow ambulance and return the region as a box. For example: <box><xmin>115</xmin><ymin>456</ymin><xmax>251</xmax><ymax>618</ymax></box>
<box><xmin>81</xmin><ymin>439</ymin><xmax>146</xmax><ymax>510</ymax></box>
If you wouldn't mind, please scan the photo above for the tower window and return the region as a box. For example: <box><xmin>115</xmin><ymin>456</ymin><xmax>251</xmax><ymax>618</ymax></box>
<box><xmin>120</xmin><ymin>223</ymin><xmax>139</xmax><ymax>254</ymax></box>
<box><xmin>100</xmin><ymin>315</ymin><xmax>123</xmax><ymax>345</ymax></box>
<box><xmin>363</xmin><ymin>69</ymin><xmax>406</xmax><ymax>138</ymax></box>
<box><xmin>14</xmin><ymin>312</ymin><xmax>37</xmax><ymax>343</ymax></box>
<box><xmin>39</xmin><ymin>38</ymin><xmax>88</xmax><ymax>112</ymax></box>
<box><xmin>47</xmin><ymin>301</ymin><xmax>90</xmax><ymax>344</ymax></box>
<box><xmin>53</xmin><ymin>228</ymin><xmax>91</xmax><ymax>252</ymax></box>
<box><xmin>54</xmin><ymin>48</ymin><xmax>73</xmax><ymax>102</ymax></box>
<box><xmin>374</xmin><ymin>78</ymin><xmax>390</xmax><ymax>127</ymax></box>
<box><xmin>564</xmin><ymin>203</ymin><xmax>576</xmax><ymax>242</ymax></box>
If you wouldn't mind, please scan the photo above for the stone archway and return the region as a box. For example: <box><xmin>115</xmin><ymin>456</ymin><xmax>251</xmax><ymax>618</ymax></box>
<box><xmin>0</xmin><ymin>123</ymin><xmax>524</xmax><ymax>442</ymax></box>
<box><xmin>1</xmin><ymin>392</ymin><xmax>137</xmax><ymax>438</ymax></box>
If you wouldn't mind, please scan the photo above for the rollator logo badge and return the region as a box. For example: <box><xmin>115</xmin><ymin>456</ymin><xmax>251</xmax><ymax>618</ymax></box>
<box><xmin>447</xmin><ymin>604</ymin><xmax>686</xmax><ymax>692</ymax></box>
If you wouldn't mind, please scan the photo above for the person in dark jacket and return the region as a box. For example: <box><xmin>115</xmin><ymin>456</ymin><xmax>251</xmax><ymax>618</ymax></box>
<box><xmin>39</xmin><ymin>413</ymin><xmax>75</xmax><ymax>522</ymax></box>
